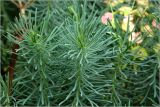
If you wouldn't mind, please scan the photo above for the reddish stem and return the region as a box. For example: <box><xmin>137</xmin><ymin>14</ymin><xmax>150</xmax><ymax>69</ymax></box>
<box><xmin>8</xmin><ymin>35</ymin><xmax>22</xmax><ymax>96</ymax></box>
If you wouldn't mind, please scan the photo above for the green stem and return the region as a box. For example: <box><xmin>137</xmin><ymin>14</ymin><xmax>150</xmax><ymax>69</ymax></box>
<box><xmin>39</xmin><ymin>61</ymin><xmax>49</xmax><ymax>105</ymax></box>
<box><xmin>73</xmin><ymin>62</ymin><xmax>83</xmax><ymax>106</ymax></box>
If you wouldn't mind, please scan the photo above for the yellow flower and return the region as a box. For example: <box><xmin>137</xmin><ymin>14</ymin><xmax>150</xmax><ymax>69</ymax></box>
<box><xmin>132</xmin><ymin>7</ymin><xmax>149</xmax><ymax>17</ymax></box>
<box><xmin>121</xmin><ymin>15</ymin><xmax>135</xmax><ymax>32</ymax></box>
<box><xmin>104</xmin><ymin>0</ymin><xmax>124</xmax><ymax>7</ymax></box>
<box><xmin>136</xmin><ymin>0</ymin><xmax>149</xmax><ymax>7</ymax></box>
<box><xmin>131</xmin><ymin>46</ymin><xmax>148</xmax><ymax>60</ymax></box>
<box><xmin>118</xmin><ymin>6</ymin><xmax>132</xmax><ymax>15</ymax></box>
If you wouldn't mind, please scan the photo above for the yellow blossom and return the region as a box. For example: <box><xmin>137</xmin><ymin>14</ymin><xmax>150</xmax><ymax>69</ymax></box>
<box><xmin>121</xmin><ymin>15</ymin><xmax>135</xmax><ymax>32</ymax></box>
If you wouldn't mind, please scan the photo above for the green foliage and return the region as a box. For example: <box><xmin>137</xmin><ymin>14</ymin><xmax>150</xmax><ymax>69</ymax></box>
<box><xmin>1</xmin><ymin>0</ymin><xmax>159</xmax><ymax>106</ymax></box>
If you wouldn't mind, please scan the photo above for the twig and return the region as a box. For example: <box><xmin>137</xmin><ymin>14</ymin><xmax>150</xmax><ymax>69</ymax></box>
<box><xmin>10</xmin><ymin>0</ymin><xmax>19</xmax><ymax>8</ymax></box>
<box><xmin>25</xmin><ymin>0</ymin><xmax>35</xmax><ymax>8</ymax></box>
<box><xmin>18</xmin><ymin>0</ymin><xmax>22</xmax><ymax>8</ymax></box>
<box><xmin>8</xmin><ymin>43</ymin><xmax>19</xmax><ymax>95</ymax></box>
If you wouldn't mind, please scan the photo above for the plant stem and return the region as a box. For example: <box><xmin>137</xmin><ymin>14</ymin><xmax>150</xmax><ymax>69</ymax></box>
<box><xmin>73</xmin><ymin>62</ymin><xmax>82</xmax><ymax>106</ymax></box>
<box><xmin>39</xmin><ymin>59</ymin><xmax>49</xmax><ymax>105</ymax></box>
<box><xmin>8</xmin><ymin>43</ymin><xmax>19</xmax><ymax>96</ymax></box>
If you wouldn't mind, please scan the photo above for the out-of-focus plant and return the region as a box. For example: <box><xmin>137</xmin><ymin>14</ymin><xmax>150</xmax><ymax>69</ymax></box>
<box><xmin>102</xmin><ymin>0</ymin><xmax>160</xmax><ymax>106</ymax></box>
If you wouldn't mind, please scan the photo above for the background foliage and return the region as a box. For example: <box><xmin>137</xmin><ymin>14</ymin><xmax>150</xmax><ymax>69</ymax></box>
<box><xmin>0</xmin><ymin>0</ymin><xmax>160</xmax><ymax>106</ymax></box>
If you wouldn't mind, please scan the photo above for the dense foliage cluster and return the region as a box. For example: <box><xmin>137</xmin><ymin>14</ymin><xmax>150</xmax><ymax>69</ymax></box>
<box><xmin>1</xmin><ymin>0</ymin><xmax>160</xmax><ymax>106</ymax></box>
